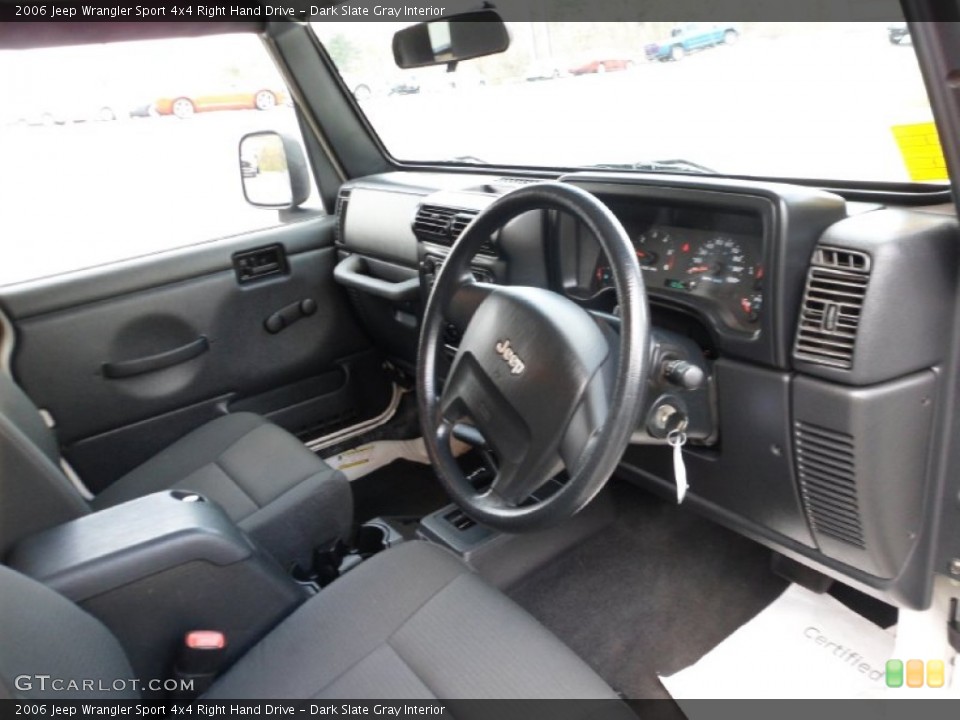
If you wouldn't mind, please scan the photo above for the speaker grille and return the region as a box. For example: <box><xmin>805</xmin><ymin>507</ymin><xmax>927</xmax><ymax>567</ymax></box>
<box><xmin>795</xmin><ymin>421</ymin><xmax>865</xmax><ymax>549</ymax></box>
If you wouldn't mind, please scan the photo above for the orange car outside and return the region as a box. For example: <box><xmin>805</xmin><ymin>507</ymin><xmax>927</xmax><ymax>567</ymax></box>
<box><xmin>153</xmin><ymin>88</ymin><xmax>287</xmax><ymax>118</ymax></box>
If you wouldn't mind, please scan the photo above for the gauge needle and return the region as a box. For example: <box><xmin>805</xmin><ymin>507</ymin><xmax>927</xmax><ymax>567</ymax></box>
<box><xmin>687</xmin><ymin>265</ymin><xmax>709</xmax><ymax>274</ymax></box>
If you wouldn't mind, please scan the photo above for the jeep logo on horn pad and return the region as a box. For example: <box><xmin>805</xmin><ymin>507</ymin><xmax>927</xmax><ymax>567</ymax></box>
<box><xmin>495</xmin><ymin>340</ymin><xmax>526</xmax><ymax>376</ymax></box>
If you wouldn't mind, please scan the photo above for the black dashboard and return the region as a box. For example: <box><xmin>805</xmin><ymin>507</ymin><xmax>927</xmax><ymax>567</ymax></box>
<box><xmin>333</xmin><ymin>169</ymin><xmax>959</xmax><ymax>611</ymax></box>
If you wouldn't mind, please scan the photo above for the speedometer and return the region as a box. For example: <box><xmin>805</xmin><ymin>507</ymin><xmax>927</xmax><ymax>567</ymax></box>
<box><xmin>685</xmin><ymin>236</ymin><xmax>750</xmax><ymax>285</ymax></box>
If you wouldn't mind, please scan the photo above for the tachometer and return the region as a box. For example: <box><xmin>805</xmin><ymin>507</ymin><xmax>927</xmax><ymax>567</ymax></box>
<box><xmin>685</xmin><ymin>236</ymin><xmax>750</xmax><ymax>285</ymax></box>
<box><xmin>635</xmin><ymin>228</ymin><xmax>676</xmax><ymax>273</ymax></box>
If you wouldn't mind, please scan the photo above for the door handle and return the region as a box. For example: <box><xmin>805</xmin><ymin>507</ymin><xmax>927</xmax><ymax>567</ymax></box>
<box><xmin>102</xmin><ymin>337</ymin><xmax>209</xmax><ymax>379</ymax></box>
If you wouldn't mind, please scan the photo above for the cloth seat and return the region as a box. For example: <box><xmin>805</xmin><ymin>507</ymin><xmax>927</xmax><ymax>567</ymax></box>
<box><xmin>0</xmin><ymin>541</ymin><xmax>622</xmax><ymax>702</ymax></box>
<box><xmin>0</xmin><ymin>373</ymin><xmax>350</xmax><ymax>568</ymax></box>
<box><xmin>92</xmin><ymin>412</ymin><xmax>351</xmax><ymax>568</ymax></box>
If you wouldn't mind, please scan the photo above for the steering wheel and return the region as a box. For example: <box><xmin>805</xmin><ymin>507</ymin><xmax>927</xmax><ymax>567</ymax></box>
<box><xmin>417</xmin><ymin>182</ymin><xmax>651</xmax><ymax>533</ymax></box>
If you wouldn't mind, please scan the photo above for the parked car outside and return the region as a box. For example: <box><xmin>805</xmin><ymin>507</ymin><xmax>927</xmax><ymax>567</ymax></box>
<box><xmin>888</xmin><ymin>22</ymin><xmax>911</xmax><ymax>45</ymax></box>
<box><xmin>153</xmin><ymin>86</ymin><xmax>287</xmax><ymax>118</ymax></box>
<box><xmin>524</xmin><ymin>59</ymin><xmax>567</xmax><ymax>82</ymax></box>
<box><xmin>644</xmin><ymin>22</ymin><xmax>740</xmax><ymax>62</ymax></box>
<box><xmin>568</xmin><ymin>54</ymin><xmax>635</xmax><ymax>75</ymax></box>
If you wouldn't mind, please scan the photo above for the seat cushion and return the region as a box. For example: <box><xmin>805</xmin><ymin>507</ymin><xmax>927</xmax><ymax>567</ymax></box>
<box><xmin>0</xmin><ymin>564</ymin><xmax>137</xmax><ymax>700</ymax></box>
<box><xmin>92</xmin><ymin>412</ymin><xmax>351</xmax><ymax>568</ymax></box>
<box><xmin>205</xmin><ymin>541</ymin><xmax>619</xmax><ymax>700</ymax></box>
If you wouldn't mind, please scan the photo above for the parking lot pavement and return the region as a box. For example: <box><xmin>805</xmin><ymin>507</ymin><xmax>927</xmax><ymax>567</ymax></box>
<box><xmin>0</xmin><ymin>27</ymin><xmax>936</xmax><ymax>286</ymax></box>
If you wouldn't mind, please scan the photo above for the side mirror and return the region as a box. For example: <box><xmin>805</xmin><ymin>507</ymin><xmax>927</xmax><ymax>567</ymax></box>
<box><xmin>392</xmin><ymin>10</ymin><xmax>510</xmax><ymax>69</ymax></box>
<box><xmin>238</xmin><ymin>131</ymin><xmax>310</xmax><ymax>209</ymax></box>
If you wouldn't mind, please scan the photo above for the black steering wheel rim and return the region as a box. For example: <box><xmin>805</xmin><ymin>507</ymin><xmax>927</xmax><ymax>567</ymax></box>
<box><xmin>417</xmin><ymin>182</ymin><xmax>650</xmax><ymax>533</ymax></box>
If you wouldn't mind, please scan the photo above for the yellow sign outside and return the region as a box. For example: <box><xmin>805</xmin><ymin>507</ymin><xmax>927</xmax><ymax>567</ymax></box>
<box><xmin>892</xmin><ymin>122</ymin><xmax>949</xmax><ymax>181</ymax></box>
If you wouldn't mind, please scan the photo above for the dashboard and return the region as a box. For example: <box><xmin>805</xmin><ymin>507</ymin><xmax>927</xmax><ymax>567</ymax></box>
<box><xmin>559</xmin><ymin>199</ymin><xmax>765</xmax><ymax>333</ymax></box>
<box><xmin>335</xmin><ymin>169</ymin><xmax>960</xmax><ymax>610</ymax></box>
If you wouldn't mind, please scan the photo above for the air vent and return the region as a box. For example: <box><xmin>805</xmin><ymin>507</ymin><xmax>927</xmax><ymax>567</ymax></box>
<box><xmin>794</xmin><ymin>247</ymin><xmax>871</xmax><ymax>370</ymax></box>
<box><xmin>494</xmin><ymin>177</ymin><xmax>541</xmax><ymax>187</ymax></box>
<box><xmin>413</xmin><ymin>205</ymin><xmax>495</xmax><ymax>256</ymax></box>
<box><xmin>795</xmin><ymin>421</ymin><xmax>865</xmax><ymax>549</ymax></box>
<box><xmin>812</xmin><ymin>247</ymin><xmax>871</xmax><ymax>273</ymax></box>
<box><xmin>335</xmin><ymin>187</ymin><xmax>352</xmax><ymax>245</ymax></box>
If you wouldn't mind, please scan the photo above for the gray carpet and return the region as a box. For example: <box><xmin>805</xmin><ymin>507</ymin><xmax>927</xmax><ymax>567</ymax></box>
<box><xmin>507</xmin><ymin>482</ymin><xmax>787</xmax><ymax>699</ymax></box>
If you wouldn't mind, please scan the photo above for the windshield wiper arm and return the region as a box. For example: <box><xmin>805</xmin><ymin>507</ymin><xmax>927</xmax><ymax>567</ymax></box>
<box><xmin>587</xmin><ymin>159</ymin><xmax>717</xmax><ymax>174</ymax></box>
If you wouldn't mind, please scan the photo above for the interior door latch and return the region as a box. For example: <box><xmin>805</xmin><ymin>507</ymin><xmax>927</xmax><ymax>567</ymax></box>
<box><xmin>233</xmin><ymin>244</ymin><xmax>288</xmax><ymax>284</ymax></box>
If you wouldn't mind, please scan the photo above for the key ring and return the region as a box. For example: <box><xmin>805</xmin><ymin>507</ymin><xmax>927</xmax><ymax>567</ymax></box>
<box><xmin>667</xmin><ymin>429</ymin><xmax>687</xmax><ymax>447</ymax></box>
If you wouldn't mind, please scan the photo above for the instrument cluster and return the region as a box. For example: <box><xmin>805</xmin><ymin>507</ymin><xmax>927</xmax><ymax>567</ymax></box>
<box><xmin>565</xmin><ymin>201</ymin><xmax>765</xmax><ymax>333</ymax></box>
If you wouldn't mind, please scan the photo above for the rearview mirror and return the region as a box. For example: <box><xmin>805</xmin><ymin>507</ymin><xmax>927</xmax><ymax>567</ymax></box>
<box><xmin>392</xmin><ymin>10</ymin><xmax>510</xmax><ymax>69</ymax></box>
<box><xmin>238</xmin><ymin>131</ymin><xmax>310</xmax><ymax>209</ymax></box>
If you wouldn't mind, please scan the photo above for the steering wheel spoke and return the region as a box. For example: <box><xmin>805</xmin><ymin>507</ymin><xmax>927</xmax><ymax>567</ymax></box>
<box><xmin>446</xmin><ymin>278</ymin><xmax>497</xmax><ymax>328</ymax></box>
<box><xmin>439</xmin><ymin>352</ymin><xmax>530</xmax><ymax>468</ymax></box>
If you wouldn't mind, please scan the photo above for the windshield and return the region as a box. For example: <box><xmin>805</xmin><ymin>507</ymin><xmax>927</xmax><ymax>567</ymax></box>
<box><xmin>313</xmin><ymin>21</ymin><xmax>942</xmax><ymax>184</ymax></box>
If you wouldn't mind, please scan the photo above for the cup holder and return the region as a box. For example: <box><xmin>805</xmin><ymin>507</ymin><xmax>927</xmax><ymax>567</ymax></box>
<box><xmin>288</xmin><ymin>520</ymin><xmax>404</xmax><ymax>591</ymax></box>
<box><xmin>354</xmin><ymin>523</ymin><xmax>390</xmax><ymax>558</ymax></box>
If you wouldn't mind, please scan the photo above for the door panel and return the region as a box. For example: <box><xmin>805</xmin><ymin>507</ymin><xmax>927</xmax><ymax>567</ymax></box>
<box><xmin>1</xmin><ymin>217</ymin><xmax>390</xmax><ymax>491</ymax></box>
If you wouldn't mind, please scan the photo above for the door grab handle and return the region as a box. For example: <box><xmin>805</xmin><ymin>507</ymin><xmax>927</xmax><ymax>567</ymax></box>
<box><xmin>102</xmin><ymin>337</ymin><xmax>209</xmax><ymax>379</ymax></box>
<box><xmin>333</xmin><ymin>254</ymin><xmax>420</xmax><ymax>303</ymax></box>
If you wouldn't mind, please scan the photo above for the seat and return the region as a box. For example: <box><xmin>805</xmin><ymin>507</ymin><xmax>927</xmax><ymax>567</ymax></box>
<box><xmin>0</xmin><ymin>541</ymin><xmax>621</xmax><ymax>701</ymax></box>
<box><xmin>0</xmin><ymin>373</ymin><xmax>351</xmax><ymax>568</ymax></box>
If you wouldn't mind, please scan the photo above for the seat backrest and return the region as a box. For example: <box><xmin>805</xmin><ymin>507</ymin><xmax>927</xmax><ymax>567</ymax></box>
<box><xmin>0</xmin><ymin>563</ymin><xmax>138</xmax><ymax>699</ymax></box>
<box><xmin>0</xmin><ymin>373</ymin><xmax>89</xmax><ymax>557</ymax></box>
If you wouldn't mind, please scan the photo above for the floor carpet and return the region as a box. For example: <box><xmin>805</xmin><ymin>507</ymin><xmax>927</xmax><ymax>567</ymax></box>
<box><xmin>507</xmin><ymin>481</ymin><xmax>788</xmax><ymax>699</ymax></box>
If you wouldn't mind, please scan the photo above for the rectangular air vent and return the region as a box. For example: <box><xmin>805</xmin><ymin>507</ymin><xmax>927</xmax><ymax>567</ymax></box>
<box><xmin>413</xmin><ymin>205</ymin><xmax>495</xmax><ymax>256</ymax></box>
<box><xmin>793</xmin><ymin>247</ymin><xmax>871</xmax><ymax>370</ymax></box>
<box><xmin>795</xmin><ymin>421</ymin><xmax>865</xmax><ymax>549</ymax></box>
<box><xmin>494</xmin><ymin>177</ymin><xmax>541</xmax><ymax>187</ymax></box>
<box><xmin>812</xmin><ymin>247</ymin><xmax>871</xmax><ymax>273</ymax></box>
<box><xmin>335</xmin><ymin>187</ymin><xmax>352</xmax><ymax>245</ymax></box>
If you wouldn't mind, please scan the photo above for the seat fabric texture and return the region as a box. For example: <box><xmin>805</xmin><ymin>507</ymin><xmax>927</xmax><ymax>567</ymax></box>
<box><xmin>0</xmin><ymin>542</ymin><xmax>621</xmax><ymax>702</ymax></box>
<box><xmin>91</xmin><ymin>412</ymin><xmax>352</xmax><ymax>568</ymax></box>
<box><xmin>0</xmin><ymin>367</ymin><xmax>350</xmax><ymax>569</ymax></box>
<box><xmin>205</xmin><ymin>540</ymin><xmax>619</xmax><ymax>700</ymax></box>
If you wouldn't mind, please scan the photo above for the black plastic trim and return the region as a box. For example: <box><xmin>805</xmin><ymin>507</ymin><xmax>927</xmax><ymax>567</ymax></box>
<box><xmin>102</xmin><ymin>337</ymin><xmax>209</xmax><ymax>380</ymax></box>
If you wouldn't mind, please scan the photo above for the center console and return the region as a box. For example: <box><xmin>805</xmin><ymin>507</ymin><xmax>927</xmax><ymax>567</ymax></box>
<box><xmin>7</xmin><ymin>490</ymin><xmax>306</xmax><ymax>691</ymax></box>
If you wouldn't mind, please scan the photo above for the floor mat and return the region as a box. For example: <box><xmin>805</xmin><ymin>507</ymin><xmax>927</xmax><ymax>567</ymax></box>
<box><xmin>507</xmin><ymin>482</ymin><xmax>787</xmax><ymax>699</ymax></box>
<box><xmin>350</xmin><ymin>459</ymin><xmax>451</xmax><ymax>526</ymax></box>
<box><xmin>659</xmin><ymin>584</ymin><xmax>895</xmax><ymax>702</ymax></box>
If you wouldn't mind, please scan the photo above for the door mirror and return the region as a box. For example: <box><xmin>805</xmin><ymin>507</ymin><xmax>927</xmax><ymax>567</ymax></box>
<box><xmin>238</xmin><ymin>131</ymin><xmax>310</xmax><ymax>209</ymax></box>
<box><xmin>392</xmin><ymin>10</ymin><xmax>510</xmax><ymax>69</ymax></box>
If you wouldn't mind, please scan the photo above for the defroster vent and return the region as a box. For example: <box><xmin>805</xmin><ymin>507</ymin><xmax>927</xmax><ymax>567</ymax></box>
<box><xmin>795</xmin><ymin>421</ymin><xmax>865</xmax><ymax>549</ymax></box>
<box><xmin>794</xmin><ymin>247</ymin><xmax>871</xmax><ymax>370</ymax></box>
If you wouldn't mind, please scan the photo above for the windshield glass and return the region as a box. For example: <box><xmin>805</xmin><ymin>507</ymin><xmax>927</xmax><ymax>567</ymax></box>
<box><xmin>312</xmin><ymin>20</ymin><xmax>942</xmax><ymax>184</ymax></box>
